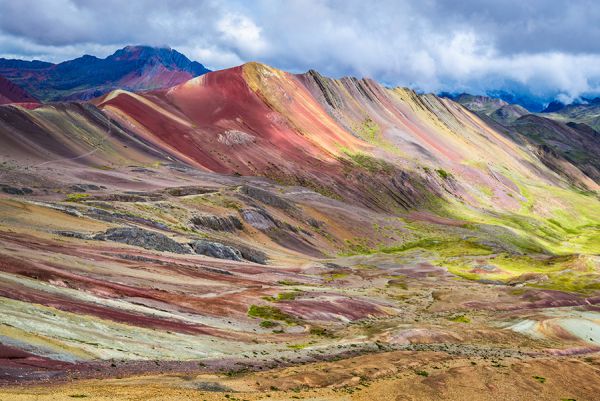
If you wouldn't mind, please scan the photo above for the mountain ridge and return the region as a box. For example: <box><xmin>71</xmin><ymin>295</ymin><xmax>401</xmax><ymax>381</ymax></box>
<box><xmin>0</xmin><ymin>45</ymin><xmax>210</xmax><ymax>101</ymax></box>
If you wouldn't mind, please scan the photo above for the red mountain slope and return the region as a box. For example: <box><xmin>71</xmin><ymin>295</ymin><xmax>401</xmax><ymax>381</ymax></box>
<box><xmin>0</xmin><ymin>75</ymin><xmax>38</xmax><ymax>105</ymax></box>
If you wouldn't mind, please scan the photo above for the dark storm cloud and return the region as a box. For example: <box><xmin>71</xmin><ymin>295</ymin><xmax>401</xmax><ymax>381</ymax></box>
<box><xmin>0</xmin><ymin>0</ymin><xmax>599</xmax><ymax>100</ymax></box>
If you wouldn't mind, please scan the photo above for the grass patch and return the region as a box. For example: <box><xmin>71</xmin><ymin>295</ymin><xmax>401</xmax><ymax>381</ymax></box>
<box><xmin>435</xmin><ymin>169</ymin><xmax>452</xmax><ymax>180</ymax></box>
<box><xmin>259</xmin><ymin>320</ymin><xmax>278</xmax><ymax>328</ymax></box>
<box><xmin>341</xmin><ymin>150</ymin><xmax>395</xmax><ymax>174</ymax></box>
<box><xmin>448</xmin><ymin>315</ymin><xmax>471</xmax><ymax>323</ymax></box>
<box><xmin>355</xmin><ymin>118</ymin><xmax>381</xmax><ymax>141</ymax></box>
<box><xmin>65</xmin><ymin>193</ymin><xmax>90</xmax><ymax>202</ymax></box>
<box><xmin>309</xmin><ymin>326</ymin><xmax>335</xmax><ymax>338</ymax></box>
<box><xmin>263</xmin><ymin>291</ymin><xmax>301</xmax><ymax>302</ymax></box>
<box><xmin>287</xmin><ymin>343</ymin><xmax>310</xmax><ymax>350</ymax></box>
<box><xmin>248</xmin><ymin>305</ymin><xmax>298</xmax><ymax>325</ymax></box>
<box><xmin>532</xmin><ymin>375</ymin><xmax>546</xmax><ymax>384</ymax></box>
<box><xmin>415</xmin><ymin>370</ymin><xmax>429</xmax><ymax>377</ymax></box>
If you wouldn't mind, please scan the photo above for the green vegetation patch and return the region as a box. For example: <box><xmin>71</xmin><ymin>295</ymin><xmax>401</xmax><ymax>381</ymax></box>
<box><xmin>259</xmin><ymin>320</ymin><xmax>278</xmax><ymax>328</ymax></box>
<box><xmin>262</xmin><ymin>291</ymin><xmax>302</xmax><ymax>302</ymax></box>
<box><xmin>532</xmin><ymin>375</ymin><xmax>546</xmax><ymax>384</ymax></box>
<box><xmin>445</xmin><ymin>253</ymin><xmax>600</xmax><ymax>293</ymax></box>
<box><xmin>309</xmin><ymin>326</ymin><xmax>335</xmax><ymax>338</ymax></box>
<box><xmin>248</xmin><ymin>305</ymin><xmax>298</xmax><ymax>325</ymax></box>
<box><xmin>435</xmin><ymin>169</ymin><xmax>452</xmax><ymax>180</ymax></box>
<box><xmin>448</xmin><ymin>315</ymin><xmax>471</xmax><ymax>323</ymax></box>
<box><xmin>341</xmin><ymin>149</ymin><xmax>395</xmax><ymax>174</ymax></box>
<box><xmin>65</xmin><ymin>193</ymin><xmax>90</xmax><ymax>202</ymax></box>
<box><xmin>355</xmin><ymin>118</ymin><xmax>381</xmax><ymax>142</ymax></box>
<box><xmin>341</xmin><ymin>236</ymin><xmax>493</xmax><ymax>258</ymax></box>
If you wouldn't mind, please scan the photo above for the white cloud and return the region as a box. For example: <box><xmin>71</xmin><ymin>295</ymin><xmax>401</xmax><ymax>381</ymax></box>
<box><xmin>216</xmin><ymin>13</ymin><xmax>267</xmax><ymax>56</ymax></box>
<box><xmin>0</xmin><ymin>0</ymin><xmax>599</xmax><ymax>101</ymax></box>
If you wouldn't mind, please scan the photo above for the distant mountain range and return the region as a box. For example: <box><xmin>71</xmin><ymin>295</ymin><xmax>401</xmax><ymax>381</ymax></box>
<box><xmin>0</xmin><ymin>45</ymin><xmax>210</xmax><ymax>101</ymax></box>
<box><xmin>448</xmin><ymin>92</ymin><xmax>600</xmax><ymax>183</ymax></box>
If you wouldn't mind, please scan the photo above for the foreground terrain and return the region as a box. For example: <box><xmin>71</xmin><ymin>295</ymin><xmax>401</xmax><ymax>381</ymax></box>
<box><xmin>0</xmin><ymin>61</ymin><xmax>599</xmax><ymax>400</ymax></box>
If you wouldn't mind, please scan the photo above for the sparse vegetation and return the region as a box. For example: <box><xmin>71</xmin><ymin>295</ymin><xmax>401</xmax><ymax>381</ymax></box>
<box><xmin>342</xmin><ymin>150</ymin><xmax>395</xmax><ymax>174</ymax></box>
<box><xmin>65</xmin><ymin>193</ymin><xmax>90</xmax><ymax>202</ymax></box>
<box><xmin>448</xmin><ymin>315</ymin><xmax>471</xmax><ymax>323</ymax></box>
<box><xmin>533</xmin><ymin>375</ymin><xmax>546</xmax><ymax>384</ymax></box>
<box><xmin>263</xmin><ymin>291</ymin><xmax>301</xmax><ymax>302</ymax></box>
<box><xmin>248</xmin><ymin>305</ymin><xmax>298</xmax><ymax>325</ymax></box>
<box><xmin>309</xmin><ymin>326</ymin><xmax>335</xmax><ymax>338</ymax></box>
<box><xmin>435</xmin><ymin>168</ymin><xmax>451</xmax><ymax>179</ymax></box>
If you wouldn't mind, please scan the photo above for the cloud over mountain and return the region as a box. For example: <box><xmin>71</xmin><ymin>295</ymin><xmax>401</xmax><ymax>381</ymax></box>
<box><xmin>1</xmin><ymin>0</ymin><xmax>599</xmax><ymax>101</ymax></box>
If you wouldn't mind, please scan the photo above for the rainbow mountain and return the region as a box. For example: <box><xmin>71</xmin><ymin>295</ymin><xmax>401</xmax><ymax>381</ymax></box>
<box><xmin>0</xmin><ymin>50</ymin><xmax>599</xmax><ymax>400</ymax></box>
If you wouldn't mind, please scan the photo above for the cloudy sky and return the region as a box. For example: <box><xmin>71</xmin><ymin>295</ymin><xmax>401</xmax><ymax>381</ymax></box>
<box><xmin>1</xmin><ymin>0</ymin><xmax>599</xmax><ymax>102</ymax></box>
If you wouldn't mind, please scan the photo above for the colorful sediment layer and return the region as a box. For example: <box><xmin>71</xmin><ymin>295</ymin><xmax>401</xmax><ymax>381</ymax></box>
<box><xmin>0</xmin><ymin>61</ymin><xmax>599</xmax><ymax>400</ymax></box>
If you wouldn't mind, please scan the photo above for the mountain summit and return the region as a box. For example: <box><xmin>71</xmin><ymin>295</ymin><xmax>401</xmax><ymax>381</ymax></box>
<box><xmin>0</xmin><ymin>45</ymin><xmax>210</xmax><ymax>101</ymax></box>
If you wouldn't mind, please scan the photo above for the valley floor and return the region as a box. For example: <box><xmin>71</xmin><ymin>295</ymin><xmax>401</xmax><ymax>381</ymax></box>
<box><xmin>0</xmin><ymin>157</ymin><xmax>599</xmax><ymax>400</ymax></box>
<box><xmin>2</xmin><ymin>351</ymin><xmax>600</xmax><ymax>400</ymax></box>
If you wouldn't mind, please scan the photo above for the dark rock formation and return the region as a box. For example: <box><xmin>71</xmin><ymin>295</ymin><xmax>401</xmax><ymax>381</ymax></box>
<box><xmin>189</xmin><ymin>240</ymin><xmax>243</xmax><ymax>261</ymax></box>
<box><xmin>69</xmin><ymin>183</ymin><xmax>102</xmax><ymax>192</ymax></box>
<box><xmin>55</xmin><ymin>231</ymin><xmax>93</xmax><ymax>240</ymax></box>
<box><xmin>165</xmin><ymin>186</ymin><xmax>218</xmax><ymax>196</ymax></box>
<box><xmin>94</xmin><ymin>227</ymin><xmax>191</xmax><ymax>254</ymax></box>
<box><xmin>240</xmin><ymin>185</ymin><xmax>294</xmax><ymax>211</ymax></box>
<box><xmin>240</xmin><ymin>208</ymin><xmax>277</xmax><ymax>230</ymax></box>
<box><xmin>0</xmin><ymin>185</ymin><xmax>33</xmax><ymax>195</ymax></box>
<box><xmin>189</xmin><ymin>214</ymin><xmax>243</xmax><ymax>232</ymax></box>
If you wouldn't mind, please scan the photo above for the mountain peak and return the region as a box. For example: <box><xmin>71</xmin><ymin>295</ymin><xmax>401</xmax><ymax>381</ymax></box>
<box><xmin>542</xmin><ymin>100</ymin><xmax>566</xmax><ymax>113</ymax></box>
<box><xmin>0</xmin><ymin>45</ymin><xmax>211</xmax><ymax>101</ymax></box>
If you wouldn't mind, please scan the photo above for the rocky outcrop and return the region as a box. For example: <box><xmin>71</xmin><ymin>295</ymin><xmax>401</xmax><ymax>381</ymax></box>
<box><xmin>69</xmin><ymin>183</ymin><xmax>102</xmax><ymax>192</ymax></box>
<box><xmin>189</xmin><ymin>214</ymin><xmax>243</xmax><ymax>232</ymax></box>
<box><xmin>217</xmin><ymin>130</ymin><xmax>256</xmax><ymax>146</ymax></box>
<box><xmin>94</xmin><ymin>227</ymin><xmax>191</xmax><ymax>254</ymax></box>
<box><xmin>220</xmin><ymin>241</ymin><xmax>268</xmax><ymax>264</ymax></box>
<box><xmin>55</xmin><ymin>231</ymin><xmax>93</xmax><ymax>240</ymax></box>
<box><xmin>240</xmin><ymin>185</ymin><xmax>294</xmax><ymax>211</ymax></box>
<box><xmin>165</xmin><ymin>186</ymin><xmax>218</xmax><ymax>197</ymax></box>
<box><xmin>84</xmin><ymin>207</ymin><xmax>170</xmax><ymax>230</ymax></box>
<box><xmin>1</xmin><ymin>185</ymin><xmax>33</xmax><ymax>195</ymax></box>
<box><xmin>240</xmin><ymin>208</ymin><xmax>277</xmax><ymax>230</ymax></box>
<box><xmin>189</xmin><ymin>240</ymin><xmax>243</xmax><ymax>261</ymax></box>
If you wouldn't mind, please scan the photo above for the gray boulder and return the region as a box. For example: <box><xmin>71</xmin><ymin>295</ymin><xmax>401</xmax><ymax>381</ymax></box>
<box><xmin>190</xmin><ymin>240</ymin><xmax>243</xmax><ymax>261</ymax></box>
<box><xmin>189</xmin><ymin>214</ymin><xmax>243</xmax><ymax>232</ymax></box>
<box><xmin>240</xmin><ymin>208</ymin><xmax>277</xmax><ymax>230</ymax></box>
<box><xmin>94</xmin><ymin>227</ymin><xmax>191</xmax><ymax>254</ymax></box>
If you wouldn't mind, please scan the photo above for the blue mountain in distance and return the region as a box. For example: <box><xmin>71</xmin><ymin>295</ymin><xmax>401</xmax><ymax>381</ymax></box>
<box><xmin>0</xmin><ymin>45</ymin><xmax>210</xmax><ymax>102</ymax></box>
